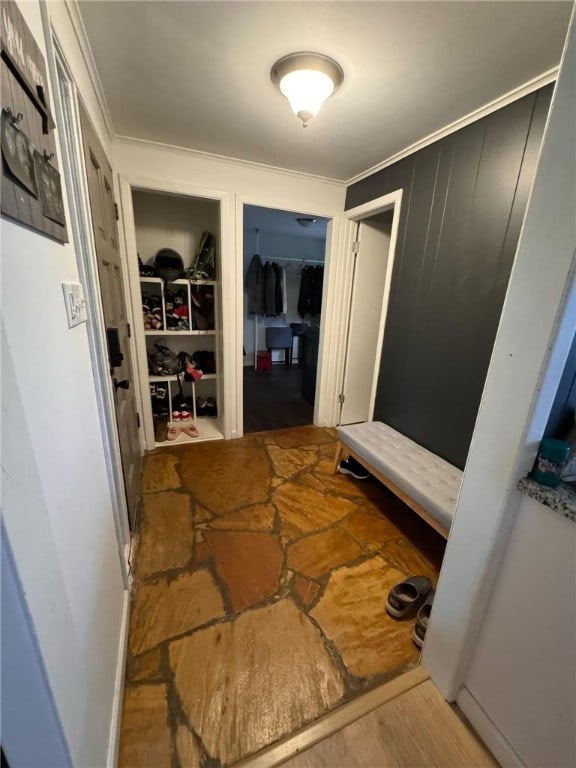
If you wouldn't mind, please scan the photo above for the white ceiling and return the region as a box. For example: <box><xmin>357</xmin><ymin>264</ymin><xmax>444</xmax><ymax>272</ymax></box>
<box><xmin>78</xmin><ymin>1</ymin><xmax>572</xmax><ymax>181</ymax></box>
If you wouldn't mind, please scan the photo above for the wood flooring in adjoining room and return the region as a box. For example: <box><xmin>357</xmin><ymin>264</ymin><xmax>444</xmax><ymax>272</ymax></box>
<box><xmin>243</xmin><ymin>364</ymin><xmax>313</xmax><ymax>433</ymax></box>
<box><xmin>281</xmin><ymin>677</ymin><xmax>498</xmax><ymax>768</ymax></box>
<box><xmin>119</xmin><ymin>426</ymin><xmax>446</xmax><ymax>767</ymax></box>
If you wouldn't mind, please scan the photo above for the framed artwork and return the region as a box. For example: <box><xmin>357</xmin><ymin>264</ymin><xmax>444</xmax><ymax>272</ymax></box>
<box><xmin>1</xmin><ymin>1</ymin><xmax>67</xmax><ymax>241</ymax></box>
<box><xmin>34</xmin><ymin>150</ymin><xmax>65</xmax><ymax>226</ymax></box>
<box><xmin>1</xmin><ymin>107</ymin><xmax>38</xmax><ymax>196</ymax></box>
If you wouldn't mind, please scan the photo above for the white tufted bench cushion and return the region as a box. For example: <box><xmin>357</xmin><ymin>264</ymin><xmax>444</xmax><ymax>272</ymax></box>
<box><xmin>336</xmin><ymin>421</ymin><xmax>462</xmax><ymax>537</ymax></box>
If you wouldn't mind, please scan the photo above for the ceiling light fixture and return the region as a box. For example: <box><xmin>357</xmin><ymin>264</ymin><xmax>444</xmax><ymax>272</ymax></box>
<box><xmin>296</xmin><ymin>217</ymin><xmax>317</xmax><ymax>228</ymax></box>
<box><xmin>271</xmin><ymin>52</ymin><xmax>344</xmax><ymax>128</ymax></box>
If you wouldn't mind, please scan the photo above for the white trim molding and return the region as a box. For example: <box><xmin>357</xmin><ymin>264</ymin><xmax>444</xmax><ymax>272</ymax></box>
<box><xmin>346</xmin><ymin>67</ymin><xmax>559</xmax><ymax>186</ymax></box>
<box><xmin>318</xmin><ymin>191</ymin><xmax>403</xmax><ymax>427</ymax></box>
<box><xmin>61</xmin><ymin>1</ymin><xmax>115</xmax><ymax>143</ymax></box>
<box><xmin>106</xmin><ymin>588</ymin><xmax>131</xmax><ymax>768</ymax></box>
<box><xmin>115</xmin><ymin>134</ymin><xmax>345</xmax><ymax>188</ymax></box>
<box><xmin>457</xmin><ymin>687</ymin><xmax>525</xmax><ymax>768</ymax></box>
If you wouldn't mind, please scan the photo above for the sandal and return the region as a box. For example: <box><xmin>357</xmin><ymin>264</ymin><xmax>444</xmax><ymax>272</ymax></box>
<box><xmin>182</xmin><ymin>424</ymin><xmax>199</xmax><ymax>439</ymax></box>
<box><xmin>385</xmin><ymin>576</ymin><xmax>432</xmax><ymax>619</ymax></box>
<box><xmin>413</xmin><ymin>589</ymin><xmax>435</xmax><ymax>648</ymax></box>
<box><xmin>167</xmin><ymin>426</ymin><xmax>181</xmax><ymax>441</ymax></box>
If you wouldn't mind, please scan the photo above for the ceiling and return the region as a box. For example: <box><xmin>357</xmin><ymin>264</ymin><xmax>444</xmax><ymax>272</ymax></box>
<box><xmin>78</xmin><ymin>1</ymin><xmax>572</xmax><ymax>181</ymax></box>
<box><xmin>244</xmin><ymin>205</ymin><xmax>328</xmax><ymax>240</ymax></box>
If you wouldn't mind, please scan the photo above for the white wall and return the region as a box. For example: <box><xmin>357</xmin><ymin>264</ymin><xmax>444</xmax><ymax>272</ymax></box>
<box><xmin>461</xmin><ymin>495</ymin><xmax>576</xmax><ymax>767</ymax></box>
<box><xmin>1</xmin><ymin>1</ymin><xmax>126</xmax><ymax>765</ymax></box>
<box><xmin>423</xmin><ymin>3</ymin><xmax>575</xmax><ymax>708</ymax></box>
<box><xmin>114</xmin><ymin>137</ymin><xmax>345</xmax><ymax>438</ymax></box>
<box><xmin>242</xmin><ymin>229</ymin><xmax>326</xmax><ymax>364</ymax></box>
<box><xmin>114</xmin><ymin>137</ymin><xmax>346</xmax><ymax>216</ymax></box>
<box><xmin>133</xmin><ymin>189</ymin><xmax>219</xmax><ymax>270</ymax></box>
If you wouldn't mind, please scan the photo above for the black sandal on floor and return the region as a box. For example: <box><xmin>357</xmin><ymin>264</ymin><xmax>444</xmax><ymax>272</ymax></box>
<box><xmin>385</xmin><ymin>576</ymin><xmax>432</xmax><ymax>620</ymax></box>
<box><xmin>413</xmin><ymin>589</ymin><xmax>435</xmax><ymax>648</ymax></box>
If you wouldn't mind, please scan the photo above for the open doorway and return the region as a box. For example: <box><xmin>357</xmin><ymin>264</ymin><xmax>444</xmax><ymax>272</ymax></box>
<box><xmin>242</xmin><ymin>205</ymin><xmax>328</xmax><ymax>433</ymax></box>
<box><xmin>338</xmin><ymin>191</ymin><xmax>402</xmax><ymax>426</ymax></box>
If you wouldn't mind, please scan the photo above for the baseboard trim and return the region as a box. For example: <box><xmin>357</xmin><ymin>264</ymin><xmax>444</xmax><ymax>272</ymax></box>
<box><xmin>236</xmin><ymin>665</ymin><xmax>430</xmax><ymax>768</ymax></box>
<box><xmin>457</xmin><ymin>686</ymin><xmax>525</xmax><ymax>768</ymax></box>
<box><xmin>106</xmin><ymin>588</ymin><xmax>130</xmax><ymax>768</ymax></box>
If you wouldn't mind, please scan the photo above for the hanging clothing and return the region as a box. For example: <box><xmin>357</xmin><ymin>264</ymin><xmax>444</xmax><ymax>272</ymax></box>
<box><xmin>245</xmin><ymin>254</ymin><xmax>265</xmax><ymax>314</ymax></box>
<box><xmin>297</xmin><ymin>266</ymin><xmax>315</xmax><ymax>317</ymax></box>
<box><xmin>273</xmin><ymin>262</ymin><xmax>283</xmax><ymax>314</ymax></box>
<box><xmin>264</xmin><ymin>261</ymin><xmax>277</xmax><ymax>315</ymax></box>
<box><xmin>311</xmin><ymin>266</ymin><xmax>324</xmax><ymax>316</ymax></box>
<box><xmin>281</xmin><ymin>267</ymin><xmax>288</xmax><ymax>315</ymax></box>
<box><xmin>298</xmin><ymin>264</ymin><xmax>324</xmax><ymax>317</ymax></box>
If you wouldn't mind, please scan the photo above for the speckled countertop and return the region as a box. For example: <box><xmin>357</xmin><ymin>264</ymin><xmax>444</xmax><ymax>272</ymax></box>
<box><xmin>518</xmin><ymin>477</ymin><xmax>576</xmax><ymax>523</ymax></box>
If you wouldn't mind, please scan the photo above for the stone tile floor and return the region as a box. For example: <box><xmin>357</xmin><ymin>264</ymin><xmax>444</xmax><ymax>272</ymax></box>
<box><xmin>119</xmin><ymin>426</ymin><xmax>445</xmax><ymax>768</ymax></box>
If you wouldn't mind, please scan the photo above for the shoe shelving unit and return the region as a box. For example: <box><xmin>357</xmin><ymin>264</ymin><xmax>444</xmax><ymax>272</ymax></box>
<box><xmin>132</xmin><ymin>189</ymin><xmax>224</xmax><ymax>448</ymax></box>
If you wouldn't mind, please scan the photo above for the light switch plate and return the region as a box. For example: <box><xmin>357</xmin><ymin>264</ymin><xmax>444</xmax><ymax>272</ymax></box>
<box><xmin>62</xmin><ymin>282</ymin><xmax>87</xmax><ymax>328</ymax></box>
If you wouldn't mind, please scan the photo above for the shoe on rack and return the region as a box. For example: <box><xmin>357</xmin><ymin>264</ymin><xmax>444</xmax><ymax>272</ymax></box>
<box><xmin>338</xmin><ymin>456</ymin><xmax>369</xmax><ymax>480</ymax></box>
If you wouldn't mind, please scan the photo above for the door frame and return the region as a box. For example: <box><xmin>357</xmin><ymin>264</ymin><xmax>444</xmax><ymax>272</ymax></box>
<box><xmin>235</xmin><ymin>197</ymin><xmax>339</xmax><ymax>437</ymax></box>
<box><xmin>118</xmin><ymin>175</ymin><xmax>236</xmax><ymax>447</ymax></box>
<box><xmin>318</xmin><ymin>190</ymin><xmax>403</xmax><ymax>427</ymax></box>
<box><xmin>42</xmin><ymin>17</ymin><xmax>130</xmax><ymax>581</ymax></box>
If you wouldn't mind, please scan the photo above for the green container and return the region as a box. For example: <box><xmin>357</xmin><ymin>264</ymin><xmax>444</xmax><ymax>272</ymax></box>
<box><xmin>533</xmin><ymin>438</ymin><xmax>571</xmax><ymax>488</ymax></box>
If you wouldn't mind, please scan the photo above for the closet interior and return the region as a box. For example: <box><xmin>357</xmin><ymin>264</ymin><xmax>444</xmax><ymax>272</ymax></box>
<box><xmin>131</xmin><ymin>189</ymin><xmax>224</xmax><ymax>447</ymax></box>
<box><xmin>243</xmin><ymin>204</ymin><xmax>327</xmax><ymax>433</ymax></box>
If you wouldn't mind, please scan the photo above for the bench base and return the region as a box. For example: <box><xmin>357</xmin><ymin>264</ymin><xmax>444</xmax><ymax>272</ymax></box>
<box><xmin>333</xmin><ymin>440</ymin><xmax>450</xmax><ymax>540</ymax></box>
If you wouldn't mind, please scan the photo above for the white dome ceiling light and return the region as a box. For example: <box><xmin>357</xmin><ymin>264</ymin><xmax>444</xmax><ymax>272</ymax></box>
<box><xmin>271</xmin><ymin>52</ymin><xmax>344</xmax><ymax>128</ymax></box>
<box><xmin>296</xmin><ymin>217</ymin><xmax>318</xmax><ymax>228</ymax></box>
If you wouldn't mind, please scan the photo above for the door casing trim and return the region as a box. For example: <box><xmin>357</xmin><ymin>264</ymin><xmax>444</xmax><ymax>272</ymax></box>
<box><xmin>42</xmin><ymin>12</ymin><xmax>130</xmax><ymax>580</ymax></box>
<box><xmin>320</xmin><ymin>190</ymin><xmax>403</xmax><ymax>427</ymax></box>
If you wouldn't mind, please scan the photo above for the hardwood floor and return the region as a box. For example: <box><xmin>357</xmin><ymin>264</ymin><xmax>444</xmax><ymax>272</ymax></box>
<box><xmin>243</xmin><ymin>364</ymin><xmax>313</xmax><ymax>433</ymax></box>
<box><xmin>280</xmin><ymin>679</ymin><xmax>498</xmax><ymax>768</ymax></box>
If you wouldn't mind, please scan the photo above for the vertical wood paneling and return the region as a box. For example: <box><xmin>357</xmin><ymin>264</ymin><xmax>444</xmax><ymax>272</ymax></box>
<box><xmin>346</xmin><ymin>86</ymin><xmax>553</xmax><ymax>467</ymax></box>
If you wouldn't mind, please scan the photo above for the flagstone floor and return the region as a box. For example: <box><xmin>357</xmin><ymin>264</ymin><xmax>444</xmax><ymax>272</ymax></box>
<box><xmin>119</xmin><ymin>426</ymin><xmax>445</xmax><ymax>768</ymax></box>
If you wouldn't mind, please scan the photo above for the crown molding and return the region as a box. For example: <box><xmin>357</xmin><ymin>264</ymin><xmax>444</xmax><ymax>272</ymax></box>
<box><xmin>346</xmin><ymin>67</ymin><xmax>559</xmax><ymax>186</ymax></box>
<box><xmin>63</xmin><ymin>0</ymin><xmax>115</xmax><ymax>142</ymax></box>
<box><xmin>114</xmin><ymin>135</ymin><xmax>346</xmax><ymax>187</ymax></box>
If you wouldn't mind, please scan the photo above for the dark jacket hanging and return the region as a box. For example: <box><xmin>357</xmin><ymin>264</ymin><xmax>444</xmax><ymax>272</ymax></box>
<box><xmin>297</xmin><ymin>266</ymin><xmax>315</xmax><ymax>317</ymax></box>
<box><xmin>245</xmin><ymin>254</ymin><xmax>265</xmax><ymax>314</ymax></box>
<box><xmin>311</xmin><ymin>266</ymin><xmax>324</xmax><ymax>316</ymax></box>
<box><xmin>264</xmin><ymin>261</ymin><xmax>277</xmax><ymax>315</ymax></box>
<box><xmin>273</xmin><ymin>262</ymin><xmax>283</xmax><ymax>314</ymax></box>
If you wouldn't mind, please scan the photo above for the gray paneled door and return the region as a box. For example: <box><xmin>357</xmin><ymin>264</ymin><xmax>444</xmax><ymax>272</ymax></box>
<box><xmin>79</xmin><ymin>106</ymin><xmax>141</xmax><ymax>527</ymax></box>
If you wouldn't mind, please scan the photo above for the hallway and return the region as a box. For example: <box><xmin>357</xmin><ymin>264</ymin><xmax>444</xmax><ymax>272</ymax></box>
<box><xmin>119</xmin><ymin>426</ymin><xmax>444</xmax><ymax>766</ymax></box>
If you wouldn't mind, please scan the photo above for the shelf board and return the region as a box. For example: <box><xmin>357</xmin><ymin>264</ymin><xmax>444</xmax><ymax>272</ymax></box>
<box><xmin>140</xmin><ymin>277</ymin><xmax>217</xmax><ymax>286</ymax></box>
<box><xmin>148</xmin><ymin>373</ymin><xmax>217</xmax><ymax>382</ymax></box>
<box><xmin>144</xmin><ymin>330</ymin><xmax>216</xmax><ymax>336</ymax></box>
<box><xmin>155</xmin><ymin>417</ymin><xmax>223</xmax><ymax>447</ymax></box>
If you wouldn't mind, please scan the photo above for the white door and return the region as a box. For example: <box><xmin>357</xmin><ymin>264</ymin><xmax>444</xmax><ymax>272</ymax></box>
<box><xmin>79</xmin><ymin>107</ymin><xmax>142</xmax><ymax>527</ymax></box>
<box><xmin>340</xmin><ymin>217</ymin><xmax>391</xmax><ymax>424</ymax></box>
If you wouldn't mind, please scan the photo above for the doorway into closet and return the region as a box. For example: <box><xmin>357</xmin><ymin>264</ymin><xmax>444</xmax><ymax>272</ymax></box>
<box><xmin>243</xmin><ymin>205</ymin><xmax>328</xmax><ymax>433</ymax></box>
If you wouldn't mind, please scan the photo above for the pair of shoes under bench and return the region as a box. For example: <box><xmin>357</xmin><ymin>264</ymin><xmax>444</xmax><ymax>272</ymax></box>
<box><xmin>338</xmin><ymin>456</ymin><xmax>369</xmax><ymax>480</ymax></box>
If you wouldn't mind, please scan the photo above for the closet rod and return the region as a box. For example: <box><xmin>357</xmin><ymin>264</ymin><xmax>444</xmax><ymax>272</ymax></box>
<box><xmin>274</xmin><ymin>257</ymin><xmax>325</xmax><ymax>265</ymax></box>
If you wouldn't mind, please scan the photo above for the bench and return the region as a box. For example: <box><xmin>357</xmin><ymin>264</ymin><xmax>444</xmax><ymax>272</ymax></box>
<box><xmin>333</xmin><ymin>422</ymin><xmax>463</xmax><ymax>539</ymax></box>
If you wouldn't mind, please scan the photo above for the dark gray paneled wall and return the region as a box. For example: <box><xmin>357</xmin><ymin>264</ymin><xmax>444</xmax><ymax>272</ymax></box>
<box><xmin>346</xmin><ymin>86</ymin><xmax>553</xmax><ymax>468</ymax></box>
